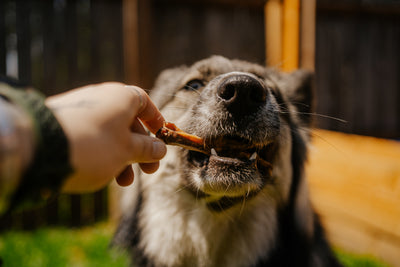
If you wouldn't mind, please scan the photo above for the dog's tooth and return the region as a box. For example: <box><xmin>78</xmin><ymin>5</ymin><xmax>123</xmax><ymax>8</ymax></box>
<box><xmin>249</xmin><ymin>152</ymin><xmax>257</xmax><ymax>161</ymax></box>
<box><xmin>211</xmin><ymin>148</ymin><xmax>218</xmax><ymax>156</ymax></box>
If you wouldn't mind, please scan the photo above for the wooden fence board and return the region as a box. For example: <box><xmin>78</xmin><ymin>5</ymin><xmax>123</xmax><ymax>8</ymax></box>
<box><xmin>16</xmin><ymin>0</ymin><xmax>31</xmax><ymax>84</ymax></box>
<box><xmin>0</xmin><ymin>0</ymin><xmax>6</xmax><ymax>74</ymax></box>
<box><xmin>307</xmin><ymin>129</ymin><xmax>400</xmax><ymax>266</ymax></box>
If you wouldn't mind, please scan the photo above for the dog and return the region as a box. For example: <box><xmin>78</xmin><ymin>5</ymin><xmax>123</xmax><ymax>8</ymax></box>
<box><xmin>113</xmin><ymin>56</ymin><xmax>343</xmax><ymax>267</ymax></box>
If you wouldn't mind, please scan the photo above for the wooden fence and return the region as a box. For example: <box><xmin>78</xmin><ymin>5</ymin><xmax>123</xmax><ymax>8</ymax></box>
<box><xmin>315</xmin><ymin>0</ymin><xmax>400</xmax><ymax>139</ymax></box>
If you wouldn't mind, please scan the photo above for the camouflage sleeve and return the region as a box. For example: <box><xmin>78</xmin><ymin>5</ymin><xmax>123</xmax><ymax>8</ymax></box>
<box><xmin>0</xmin><ymin>82</ymin><xmax>73</xmax><ymax>215</ymax></box>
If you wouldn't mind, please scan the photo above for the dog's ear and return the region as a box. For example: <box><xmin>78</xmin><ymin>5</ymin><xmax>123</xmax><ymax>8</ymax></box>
<box><xmin>278</xmin><ymin>70</ymin><xmax>315</xmax><ymax>126</ymax></box>
<box><xmin>151</xmin><ymin>65</ymin><xmax>188</xmax><ymax>109</ymax></box>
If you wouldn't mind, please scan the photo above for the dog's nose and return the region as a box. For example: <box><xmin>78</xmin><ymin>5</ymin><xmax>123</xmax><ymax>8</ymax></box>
<box><xmin>217</xmin><ymin>74</ymin><xmax>267</xmax><ymax>114</ymax></box>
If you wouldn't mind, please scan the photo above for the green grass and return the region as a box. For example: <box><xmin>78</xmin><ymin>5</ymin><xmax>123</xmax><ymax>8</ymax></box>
<box><xmin>0</xmin><ymin>223</ymin><xmax>129</xmax><ymax>267</ymax></box>
<box><xmin>0</xmin><ymin>224</ymin><xmax>392</xmax><ymax>267</ymax></box>
<box><xmin>336</xmin><ymin>249</ymin><xmax>391</xmax><ymax>267</ymax></box>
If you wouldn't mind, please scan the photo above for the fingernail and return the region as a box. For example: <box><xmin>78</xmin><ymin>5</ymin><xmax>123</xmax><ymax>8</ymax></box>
<box><xmin>152</xmin><ymin>140</ymin><xmax>167</xmax><ymax>159</ymax></box>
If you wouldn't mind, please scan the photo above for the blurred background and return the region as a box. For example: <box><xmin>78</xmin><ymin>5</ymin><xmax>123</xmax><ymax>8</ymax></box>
<box><xmin>0</xmin><ymin>0</ymin><xmax>399</xmax><ymax>266</ymax></box>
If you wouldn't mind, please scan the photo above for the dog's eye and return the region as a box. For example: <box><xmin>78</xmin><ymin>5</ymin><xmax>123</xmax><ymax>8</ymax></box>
<box><xmin>184</xmin><ymin>79</ymin><xmax>205</xmax><ymax>91</ymax></box>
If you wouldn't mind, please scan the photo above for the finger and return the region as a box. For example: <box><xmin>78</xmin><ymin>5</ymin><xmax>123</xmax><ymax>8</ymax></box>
<box><xmin>131</xmin><ymin>117</ymin><xmax>148</xmax><ymax>134</ymax></box>
<box><xmin>125</xmin><ymin>86</ymin><xmax>165</xmax><ymax>134</ymax></box>
<box><xmin>115</xmin><ymin>165</ymin><xmax>134</xmax><ymax>186</ymax></box>
<box><xmin>130</xmin><ymin>133</ymin><xmax>167</xmax><ymax>163</ymax></box>
<box><xmin>139</xmin><ymin>162</ymin><xmax>160</xmax><ymax>174</ymax></box>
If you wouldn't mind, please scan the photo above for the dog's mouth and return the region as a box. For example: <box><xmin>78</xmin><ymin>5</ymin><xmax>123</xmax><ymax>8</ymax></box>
<box><xmin>156</xmin><ymin>122</ymin><xmax>277</xmax><ymax>196</ymax></box>
<box><xmin>188</xmin><ymin>135</ymin><xmax>275</xmax><ymax>176</ymax></box>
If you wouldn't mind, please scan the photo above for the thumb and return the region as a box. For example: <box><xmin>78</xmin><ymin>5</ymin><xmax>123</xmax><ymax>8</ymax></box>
<box><xmin>130</xmin><ymin>133</ymin><xmax>167</xmax><ymax>163</ymax></box>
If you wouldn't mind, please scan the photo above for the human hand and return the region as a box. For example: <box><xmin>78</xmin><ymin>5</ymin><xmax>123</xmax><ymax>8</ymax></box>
<box><xmin>45</xmin><ymin>82</ymin><xmax>166</xmax><ymax>193</ymax></box>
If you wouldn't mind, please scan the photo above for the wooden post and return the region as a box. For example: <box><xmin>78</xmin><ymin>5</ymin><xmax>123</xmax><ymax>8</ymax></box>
<box><xmin>282</xmin><ymin>0</ymin><xmax>300</xmax><ymax>72</ymax></box>
<box><xmin>264</xmin><ymin>0</ymin><xmax>282</xmax><ymax>68</ymax></box>
<box><xmin>265</xmin><ymin>0</ymin><xmax>314</xmax><ymax>72</ymax></box>
<box><xmin>300</xmin><ymin>0</ymin><xmax>316</xmax><ymax>71</ymax></box>
<box><xmin>122</xmin><ymin>0</ymin><xmax>140</xmax><ymax>85</ymax></box>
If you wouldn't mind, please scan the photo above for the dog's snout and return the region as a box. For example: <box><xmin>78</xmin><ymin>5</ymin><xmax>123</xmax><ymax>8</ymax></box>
<box><xmin>217</xmin><ymin>74</ymin><xmax>267</xmax><ymax>114</ymax></box>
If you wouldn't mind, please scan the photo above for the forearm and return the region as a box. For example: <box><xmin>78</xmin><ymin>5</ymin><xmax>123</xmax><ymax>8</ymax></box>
<box><xmin>0</xmin><ymin>97</ymin><xmax>35</xmax><ymax>214</ymax></box>
<box><xmin>0</xmin><ymin>82</ymin><xmax>72</xmax><ymax>215</ymax></box>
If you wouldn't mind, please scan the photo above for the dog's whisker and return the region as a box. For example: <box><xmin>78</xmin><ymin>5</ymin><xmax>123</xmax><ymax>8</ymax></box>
<box><xmin>163</xmin><ymin>106</ymin><xmax>192</xmax><ymax>111</ymax></box>
<box><xmin>309</xmin><ymin>129</ymin><xmax>346</xmax><ymax>155</ymax></box>
<box><xmin>165</xmin><ymin>94</ymin><xmax>198</xmax><ymax>104</ymax></box>
<box><xmin>183</xmin><ymin>86</ymin><xmax>203</xmax><ymax>96</ymax></box>
<box><xmin>239</xmin><ymin>195</ymin><xmax>247</xmax><ymax>217</ymax></box>
<box><xmin>280</xmin><ymin>111</ymin><xmax>347</xmax><ymax>124</ymax></box>
<box><xmin>291</xmin><ymin>125</ymin><xmax>345</xmax><ymax>154</ymax></box>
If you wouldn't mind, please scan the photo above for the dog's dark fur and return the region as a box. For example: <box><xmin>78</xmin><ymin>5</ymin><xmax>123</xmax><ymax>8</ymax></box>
<box><xmin>113</xmin><ymin>56</ymin><xmax>342</xmax><ymax>267</ymax></box>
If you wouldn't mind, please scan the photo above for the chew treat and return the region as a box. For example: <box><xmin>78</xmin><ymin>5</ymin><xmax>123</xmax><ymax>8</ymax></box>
<box><xmin>156</xmin><ymin>122</ymin><xmax>209</xmax><ymax>154</ymax></box>
<box><xmin>156</xmin><ymin>122</ymin><xmax>272</xmax><ymax>171</ymax></box>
